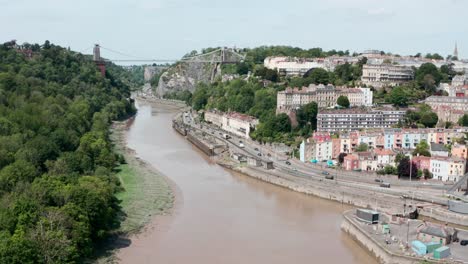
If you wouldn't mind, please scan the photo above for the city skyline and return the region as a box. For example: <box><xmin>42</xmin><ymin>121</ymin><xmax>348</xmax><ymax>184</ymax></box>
<box><xmin>0</xmin><ymin>0</ymin><xmax>467</xmax><ymax>63</ymax></box>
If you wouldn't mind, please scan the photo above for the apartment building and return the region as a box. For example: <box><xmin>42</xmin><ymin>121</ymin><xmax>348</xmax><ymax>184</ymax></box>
<box><xmin>426</xmin><ymin>96</ymin><xmax>468</xmax><ymax>111</ymax></box>
<box><xmin>361</xmin><ymin>64</ymin><xmax>414</xmax><ymax>87</ymax></box>
<box><xmin>317</xmin><ymin>109</ymin><xmax>406</xmax><ymax>132</ymax></box>
<box><xmin>264</xmin><ymin>57</ymin><xmax>327</xmax><ymax>76</ymax></box>
<box><xmin>276</xmin><ymin>84</ymin><xmax>373</xmax><ymax>111</ymax></box>
<box><xmin>264</xmin><ymin>56</ymin><xmax>359</xmax><ymax>76</ymax></box>
<box><xmin>452</xmin><ymin>74</ymin><xmax>468</xmax><ymax>87</ymax></box>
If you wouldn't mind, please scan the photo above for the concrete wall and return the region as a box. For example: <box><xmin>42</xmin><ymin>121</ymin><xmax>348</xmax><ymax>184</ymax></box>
<box><xmin>448</xmin><ymin>200</ymin><xmax>468</xmax><ymax>214</ymax></box>
<box><xmin>187</xmin><ymin>132</ymin><xmax>214</xmax><ymax>156</ymax></box>
<box><xmin>172</xmin><ymin>120</ymin><xmax>187</xmax><ymax>136</ymax></box>
<box><xmin>341</xmin><ymin>213</ymin><xmax>457</xmax><ymax>264</ymax></box>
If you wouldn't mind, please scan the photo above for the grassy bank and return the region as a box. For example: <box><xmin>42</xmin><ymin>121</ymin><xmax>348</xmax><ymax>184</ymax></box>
<box><xmin>94</xmin><ymin>119</ymin><xmax>174</xmax><ymax>263</ymax></box>
<box><xmin>111</xmin><ymin>120</ymin><xmax>174</xmax><ymax>234</ymax></box>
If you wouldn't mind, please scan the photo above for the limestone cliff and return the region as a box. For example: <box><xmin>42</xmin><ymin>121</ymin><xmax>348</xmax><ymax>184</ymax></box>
<box><xmin>156</xmin><ymin>61</ymin><xmax>221</xmax><ymax>97</ymax></box>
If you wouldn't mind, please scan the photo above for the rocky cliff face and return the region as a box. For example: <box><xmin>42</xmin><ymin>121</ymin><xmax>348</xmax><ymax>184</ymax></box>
<box><xmin>156</xmin><ymin>61</ymin><xmax>221</xmax><ymax>97</ymax></box>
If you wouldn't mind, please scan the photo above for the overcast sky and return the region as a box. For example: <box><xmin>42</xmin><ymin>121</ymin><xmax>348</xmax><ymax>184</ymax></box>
<box><xmin>1</xmin><ymin>0</ymin><xmax>467</xmax><ymax>63</ymax></box>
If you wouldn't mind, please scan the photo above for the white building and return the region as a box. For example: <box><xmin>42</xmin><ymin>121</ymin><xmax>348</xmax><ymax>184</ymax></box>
<box><xmin>205</xmin><ymin>110</ymin><xmax>259</xmax><ymax>139</ymax></box>
<box><xmin>264</xmin><ymin>57</ymin><xmax>327</xmax><ymax>77</ymax></box>
<box><xmin>299</xmin><ymin>138</ymin><xmax>333</xmax><ymax>162</ymax></box>
<box><xmin>430</xmin><ymin>157</ymin><xmax>465</xmax><ymax>182</ymax></box>
<box><xmin>452</xmin><ymin>74</ymin><xmax>468</xmax><ymax>87</ymax></box>
<box><xmin>277</xmin><ymin>84</ymin><xmax>372</xmax><ymax>111</ymax></box>
<box><xmin>315</xmin><ymin>140</ymin><xmax>333</xmax><ymax>161</ymax></box>
<box><xmin>359</xmin><ymin>87</ymin><xmax>373</xmax><ymax>106</ymax></box>
<box><xmin>361</xmin><ymin>64</ymin><xmax>414</xmax><ymax>87</ymax></box>
<box><xmin>204</xmin><ymin>110</ymin><xmax>223</xmax><ymax>127</ymax></box>
<box><xmin>317</xmin><ymin>109</ymin><xmax>406</xmax><ymax>132</ymax></box>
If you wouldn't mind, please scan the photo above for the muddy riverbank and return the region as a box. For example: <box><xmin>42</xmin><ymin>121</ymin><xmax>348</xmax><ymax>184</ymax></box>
<box><xmin>113</xmin><ymin>101</ymin><xmax>377</xmax><ymax>264</ymax></box>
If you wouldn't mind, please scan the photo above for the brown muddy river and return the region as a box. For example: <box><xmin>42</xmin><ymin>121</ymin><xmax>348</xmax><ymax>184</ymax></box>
<box><xmin>117</xmin><ymin>102</ymin><xmax>377</xmax><ymax>264</ymax></box>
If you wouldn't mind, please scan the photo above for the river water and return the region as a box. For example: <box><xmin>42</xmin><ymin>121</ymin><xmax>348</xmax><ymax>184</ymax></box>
<box><xmin>117</xmin><ymin>103</ymin><xmax>377</xmax><ymax>264</ymax></box>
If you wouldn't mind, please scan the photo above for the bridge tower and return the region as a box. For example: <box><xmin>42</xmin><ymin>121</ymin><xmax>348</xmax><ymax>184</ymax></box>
<box><xmin>93</xmin><ymin>44</ymin><xmax>106</xmax><ymax>77</ymax></box>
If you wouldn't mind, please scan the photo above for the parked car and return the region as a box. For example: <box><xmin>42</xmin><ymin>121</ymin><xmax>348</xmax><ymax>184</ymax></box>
<box><xmin>322</xmin><ymin>171</ymin><xmax>330</xmax><ymax>175</ymax></box>
<box><xmin>257</xmin><ymin>153</ymin><xmax>262</xmax><ymax>156</ymax></box>
<box><xmin>239</xmin><ymin>140</ymin><xmax>243</xmax><ymax>143</ymax></box>
<box><xmin>380</xmin><ymin>182</ymin><xmax>391</xmax><ymax>188</ymax></box>
<box><xmin>285</xmin><ymin>161</ymin><xmax>291</xmax><ymax>165</ymax></box>
<box><xmin>461</xmin><ymin>240</ymin><xmax>468</xmax><ymax>246</ymax></box>
<box><xmin>267</xmin><ymin>153</ymin><xmax>271</xmax><ymax>157</ymax></box>
<box><xmin>325</xmin><ymin>175</ymin><xmax>334</xmax><ymax>180</ymax></box>
<box><xmin>254</xmin><ymin>148</ymin><xmax>259</xmax><ymax>151</ymax></box>
<box><xmin>239</xmin><ymin>143</ymin><xmax>245</xmax><ymax>148</ymax></box>
<box><xmin>374</xmin><ymin>178</ymin><xmax>383</xmax><ymax>183</ymax></box>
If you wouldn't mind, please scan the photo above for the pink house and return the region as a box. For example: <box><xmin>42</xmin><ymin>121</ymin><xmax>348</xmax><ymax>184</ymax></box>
<box><xmin>452</xmin><ymin>143</ymin><xmax>468</xmax><ymax>159</ymax></box>
<box><xmin>350</xmin><ymin>131</ymin><xmax>360</xmax><ymax>152</ymax></box>
<box><xmin>344</xmin><ymin>155</ymin><xmax>359</xmax><ymax>171</ymax></box>
<box><xmin>376</xmin><ymin>134</ymin><xmax>385</xmax><ymax>149</ymax></box>
<box><xmin>412</xmin><ymin>156</ymin><xmax>431</xmax><ymax>171</ymax></box>
<box><xmin>393</xmin><ymin>131</ymin><xmax>403</xmax><ymax>149</ymax></box>
<box><xmin>313</xmin><ymin>132</ymin><xmax>331</xmax><ymax>143</ymax></box>
<box><xmin>332</xmin><ymin>138</ymin><xmax>341</xmax><ymax>159</ymax></box>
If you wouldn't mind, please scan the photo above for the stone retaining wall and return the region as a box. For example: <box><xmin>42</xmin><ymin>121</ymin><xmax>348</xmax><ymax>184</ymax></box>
<box><xmin>341</xmin><ymin>212</ymin><xmax>461</xmax><ymax>264</ymax></box>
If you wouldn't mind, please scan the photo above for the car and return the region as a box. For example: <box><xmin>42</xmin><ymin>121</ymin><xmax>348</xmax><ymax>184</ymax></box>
<box><xmin>374</xmin><ymin>178</ymin><xmax>383</xmax><ymax>183</ymax></box>
<box><xmin>257</xmin><ymin>153</ymin><xmax>262</xmax><ymax>156</ymax></box>
<box><xmin>292</xmin><ymin>168</ymin><xmax>298</xmax><ymax>172</ymax></box>
<box><xmin>239</xmin><ymin>143</ymin><xmax>245</xmax><ymax>148</ymax></box>
<box><xmin>461</xmin><ymin>240</ymin><xmax>468</xmax><ymax>246</ymax></box>
<box><xmin>322</xmin><ymin>171</ymin><xmax>330</xmax><ymax>175</ymax></box>
<box><xmin>267</xmin><ymin>153</ymin><xmax>271</xmax><ymax>157</ymax></box>
<box><xmin>239</xmin><ymin>140</ymin><xmax>243</xmax><ymax>143</ymax></box>
<box><xmin>325</xmin><ymin>175</ymin><xmax>334</xmax><ymax>180</ymax></box>
<box><xmin>380</xmin><ymin>182</ymin><xmax>391</xmax><ymax>188</ymax></box>
<box><xmin>285</xmin><ymin>161</ymin><xmax>291</xmax><ymax>165</ymax></box>
<box><xmin>254</xmin><ymin>147</ymin><xmax>259</xmax><ymax>151</ymax></box>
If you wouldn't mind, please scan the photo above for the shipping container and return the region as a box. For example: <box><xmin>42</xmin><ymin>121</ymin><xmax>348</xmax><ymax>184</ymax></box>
<box><xmin>425</xmin><ymin>242</ymin><xmax>441</xmax><ymax>253</ymax></box>
<box><xmin>411</xmin><ymin>240</ymin><xmax>427</xmax><ymax>256</ymax></box>
<box><xmin>433</xmin><ymin>246</ymin><xmax>450</xmax><ymax>259</ymax></box>
<box><xmin>356</xmin><ymin>209</ymin><xmax>379</xmax><ymax>224</ymax></box>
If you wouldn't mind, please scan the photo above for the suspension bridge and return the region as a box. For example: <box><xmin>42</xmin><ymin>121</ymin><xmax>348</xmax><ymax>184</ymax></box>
<box><xmin>86</xmin><ymin>44</ymin><xmax>246</xmax><ymax>64</ymax></box>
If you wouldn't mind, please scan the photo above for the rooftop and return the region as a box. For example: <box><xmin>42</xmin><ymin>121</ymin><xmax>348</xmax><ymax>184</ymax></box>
<box><xmin>430</xmin><ymin>143</ymin><xmax>449</xmax><ymax>152</ymax></box>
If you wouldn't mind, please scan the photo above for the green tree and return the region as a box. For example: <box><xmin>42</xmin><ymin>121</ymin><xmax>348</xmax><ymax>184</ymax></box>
<box><xmin>458</xmin><ymin>114</ymin><xmax>468</xmax><ymax>126</ymax></box>
<box><xmin>419</xmin><ymin>112</ymin><xmax>438</xmax><ymax>128</ymax></box>
<box><xmin>388</xmin><ymin>86</ymin><xmax>408</xmax><ymax>106</ymax></box>
<box><xmin>355</xmin><ymin>143</ymin><xmax>369</xmax><ymax>152</ymax></box>
<box><xmin>337</xmin><ymin>95</ymin><xmax>350</xmax><ymax>108</ymax></box>
<box><xmin>296</xmin><ymin>102</ymin><xmax>318</xmax><ymax>130</ymax></box>
<box><xmin>306</xmin><ymin>68</ymin><xmax>330</xmax><ymax>84</ymax></box>
<box><xmin>413</xmin><ymin>140</ymin><xmax>431</xmax><ymax>157</ymax></box>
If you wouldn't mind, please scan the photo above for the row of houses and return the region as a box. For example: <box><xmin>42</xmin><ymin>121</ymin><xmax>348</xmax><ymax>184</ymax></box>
<box><xmin>299</xmin><ymin>129</ymin><xmax>468</xmax><ymax>181</ymax></box>
<box><xmin>276</xmin><ymin>84</ymin><xmax>373</xmax><ymax>110</ymax></box>
<box><xmin>204</xmin><ymin>110</ymin><xmax>259</xmax><ymax>139</ymax></box>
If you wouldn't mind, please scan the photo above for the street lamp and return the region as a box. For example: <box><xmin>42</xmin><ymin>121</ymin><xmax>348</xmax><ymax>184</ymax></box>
<box><xmin>409</xmin><ymin>155</ymin><xmax>412</xmax><ymax>183</ymax></box>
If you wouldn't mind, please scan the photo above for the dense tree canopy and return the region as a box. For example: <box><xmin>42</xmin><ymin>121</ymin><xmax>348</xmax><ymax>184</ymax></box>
<box><xmin>337</xmin><ymin>96</ymin><xmax>350</xmax><ymax>108</ymax></box>
<box><xmin>0</xmin><ymin>41</ymin><xmax>135</xmax><ymax>262</ymax></box>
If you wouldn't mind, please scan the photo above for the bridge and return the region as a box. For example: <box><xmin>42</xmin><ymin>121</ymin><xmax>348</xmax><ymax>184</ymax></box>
<box><xmin>90</xmin><ymin>44</ymin><xmax>246</xmax><ymax>64</ymax></box>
